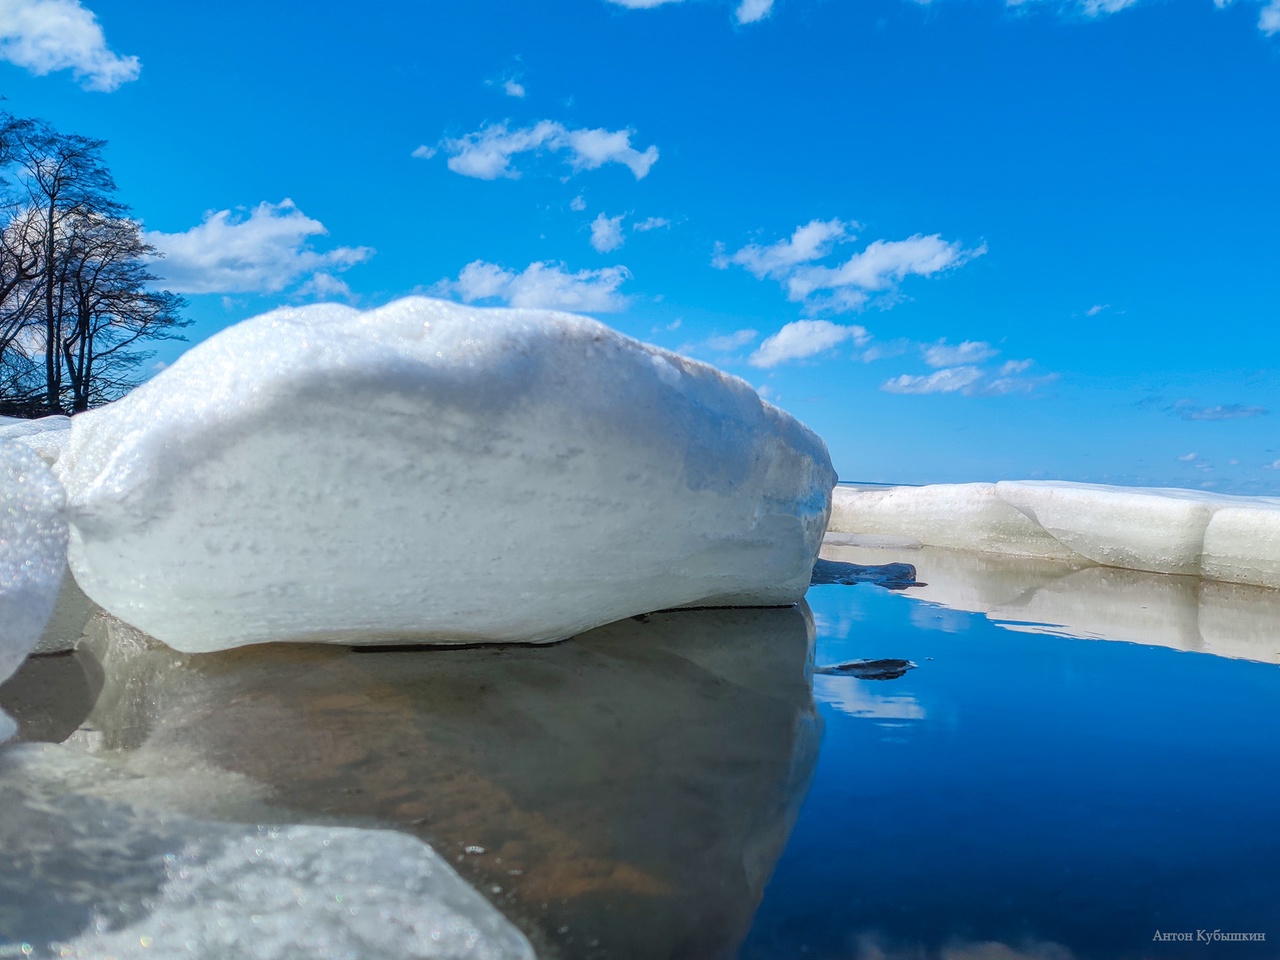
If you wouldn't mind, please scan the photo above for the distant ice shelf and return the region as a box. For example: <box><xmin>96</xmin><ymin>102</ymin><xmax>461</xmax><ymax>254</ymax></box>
<box><xmin>830</xmin><ymin>481</ymin><xmax>1280</xmax><ymax>590</ymax></box>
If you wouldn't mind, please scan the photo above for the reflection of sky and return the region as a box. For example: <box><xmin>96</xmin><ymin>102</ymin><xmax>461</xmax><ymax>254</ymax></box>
<box><xmin>741</xmin><ymin>582</ymin><xmax>1280</xmax><ymax>959</ymax></box>
<box><xmin>813</xmin><ymin>674</ymin><xmax>925</xmax><ymax>723</ymax></box>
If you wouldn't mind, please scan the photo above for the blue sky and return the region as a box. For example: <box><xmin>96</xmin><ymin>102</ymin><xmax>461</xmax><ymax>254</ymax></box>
<box><xmin>5</xmin><ymin>0</ymin><xmax>1279</xmax><ymax>490</ymax></box>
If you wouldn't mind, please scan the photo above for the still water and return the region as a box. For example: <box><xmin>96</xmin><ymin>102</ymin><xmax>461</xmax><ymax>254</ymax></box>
<box><xmin>2</xmin><ymin>545</ymin><xmax>1279</xmax><ymax>959</ymax></box>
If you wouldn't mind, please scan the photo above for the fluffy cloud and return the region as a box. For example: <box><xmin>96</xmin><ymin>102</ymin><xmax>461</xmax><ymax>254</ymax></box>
<box><xmin>435</xmin><ymin>121</ymin><xmax>659</xmax><ymax>180</ymax></box>
<box><xmin>1172</xmin><ymin>400</ymin><xmax>1268</xmax><ymax>421</ymax></box>
<box><xmin>882</xmin><ymin>366</ymin><xmax>985</xmax><ymax>395</ymax></box>
<box><xmin>502</xmin><ymin>79</ymin><xmax>526</xmax><ymax>98</ymax></box>
<box><xmin>1263</xmin><ymin>0</ymin><xmax>1280</xmax><ymax>33</ymax></box>
<box><xmin>718</xmin><ymin>220</ymin><xmax>982</xmax><ymax>314</ymax></box>
<box><xmin>606</xmin><ymin>0</ymin><xmax>683</xmax><ymax>6</ymax></box>
<box><xmin>436</xmin><ymin>260</ymin><xmax>631</xmax><ymax>312</ymax></box>
<box><xmin>787</xmin><ymin>235</ymin><xmax>984</xmax><ymax>305</ymax></box>
<box><xmin>922</xmin><ymin>339</ymin><xmax>998</xmax><ymax>368</ymax></box>
<box><xmin>145</xmin><ymin>200</ymin><xmax>373</xmax><ymax>295</ymax></box>
<box><xmin>735</xmin><ymin>0</ymin><xmax>775</xmax><ymax>22</ymax></box>
<box><xmin>590</xmin><ymin>212</ymin><xmax>625</xmax><ymax>253</ymax></box>
<box><xmin>881</xmin><ymin>354</ymin><xmax>1055</xmax><ymax>397</ymax></box>
<box><xmin>749</xmin><ymin>320</ymin><xmax>869</xmax><ymax>368</ymax></box>
<box><xmin>0</xmin><ymin>0</ymin><xmax>139</xmax><ymax>91</ymax></box>
<box><xmin>633</xmin><ymin>216</ymin><xmax>670</xmax><ymax>232</ymax></box>
<box><xmin>715</xmin><ymin>218</ymin><xmax>850</xmax><ymax>279</ymax></box>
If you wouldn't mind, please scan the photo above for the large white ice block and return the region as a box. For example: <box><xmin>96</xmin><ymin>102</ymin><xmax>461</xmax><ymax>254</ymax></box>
<box><xmin>0</xmin><ymin>442</ymin><xmax>68</xmax><ymax>740</ymax></box>
<box><xmin>995</xmin><ymin>481</ymin><xmax>1224</xmax><ymax>576</ymax></box>
<box><xmin>58</xmin><ymin>297</ymin><xmax>836</xmax><ymax>652</ymax></box>
<box><xmin>829</xmin><ymin>483</ymin><xmax>1082</xmax><ymax>560</ymax></box>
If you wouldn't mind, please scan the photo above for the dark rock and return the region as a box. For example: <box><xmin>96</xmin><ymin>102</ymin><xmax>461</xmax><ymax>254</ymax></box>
<box><xmin>814</xmin><ymin>658</ymin><xmax>917</xmax><ymax>681</ymax></box>
<box><xmin>809</xmin><ymin>558</ymin><xmax>922</xmax><ymax>590</ymax></box>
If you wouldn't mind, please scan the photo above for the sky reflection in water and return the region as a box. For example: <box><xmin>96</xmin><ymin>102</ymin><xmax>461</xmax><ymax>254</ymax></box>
<box><xmin>742</xmin><ymin>556</ymin><xmax>1280</xmax><ymax>960</ymax></box>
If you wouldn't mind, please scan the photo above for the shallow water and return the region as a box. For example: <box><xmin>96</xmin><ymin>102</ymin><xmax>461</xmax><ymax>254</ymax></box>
<box><xmin>2</xmin><ymin>547</ymin><xmax>1279</xmax><ymax>959</ymax></box>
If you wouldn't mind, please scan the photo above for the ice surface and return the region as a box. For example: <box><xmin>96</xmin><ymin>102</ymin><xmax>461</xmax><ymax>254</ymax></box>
<box><xmin>57</xmin><ymin>297</ymin><xmax>835</xmax><ymax>651</ymax></box>
<box><xmin>55</xmin><ymin>602</ymin><xmax>819</xmax><ymax>957</ymax></box>
<box><xmin>829</xmin><ymin>483</ymin><xmax>1081</xmax><ymax>560</ymax></box>
<box><xmin>0</xmin><ymin>744</ymin><xmax>536</xmax><ymax>960</ymax></box>
<box><xmin>1202</xmin><ymin>503</ymin><xmax>1280</xmax><ymax>589</ymax></box>
<box><xmin>996</xmin><ymin>480</ymin><xmax>1224</xmax><ymax>576</ymax></box>
<box><xmin>0</xmin><ymin>414</ymin><xmax>72</xmax><ymax>465</ymax></box>
<box><xmin>830</xmin><ymin>480</ymin><xmax>1280</xmax><ymax>589</ymax></box>
<box><xmin>0</xmin><ymin>442</ymin><xmax>69</xmax><ymax>740</ymax></box>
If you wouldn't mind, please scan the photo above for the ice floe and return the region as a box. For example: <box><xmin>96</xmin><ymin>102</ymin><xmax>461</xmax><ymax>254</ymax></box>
<box><xmin>831</xmin><ymin>481</ymin><xmax>1280</xmax><ymax>589</ymax></box>
<box><xmin>0</xmin><ymin>743</ymin><xmax>535</xmax><ymax>960</ymax></box>
<box><xmin>56</xmin><ymin>297</ymin><xmax>835</xmax><ymax>652</ymax></box>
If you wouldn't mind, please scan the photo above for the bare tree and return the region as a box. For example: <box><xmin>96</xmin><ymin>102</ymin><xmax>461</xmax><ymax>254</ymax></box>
<box><xmin>0</xmin><ymin>114</ymin><xmax>186</xmax><ymax>415</ymax></box>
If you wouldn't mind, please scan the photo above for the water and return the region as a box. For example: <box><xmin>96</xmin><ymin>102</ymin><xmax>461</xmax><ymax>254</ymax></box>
<box><xmin>2</xmin><ymin>546</ymin><xmax>1279</xmax><ymax>958</ymax></box>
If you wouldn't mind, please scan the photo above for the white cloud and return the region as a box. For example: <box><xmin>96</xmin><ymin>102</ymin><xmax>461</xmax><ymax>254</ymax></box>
<box><xmin>606</xmin><ymin>0</ymin><xmax>683</xmax><ymax>7</ymax></box>
<box><xmin>437</xmin><ymin>121</ymin><xmax>658</xmax><ymax>180</ymax></box>
<box><xmin>735</xmin><ymin>0</ymin><xmax>775</xmax><ymax>22</ymax></box>
<box><xmin>436</xmin><ymin>260</ymin><xmax>631</xmax><ymax>313</ymax></box>
<box><xmin>787</xmin><ymin>234</ymin><xmax>984</xmax><ymax>304</ymax></box>
<box><xmin>1086</xmin><ymin>303</ymin><xmax>1109</xmax><ymax>316</ymax></box>
<box><xmin>749</xmin><ymin>320</ymin><xmax>869</xmax><ymax>368</ymax></box>
<box><xmin>1262</xmin><ymin>0</ymin><xmax>1280</xmax><ymax>33</ymax></box>
<box><xmin>410</xmin><ymin>145</ymin><xmax>437</xmax><ymax>160</ymax></box>
<box><xmin>633</xmin><ymin>216</ymin><xmax>670</xmax><ymax>232</ymax></box>
<box><xmin>704</xmin><ymin>329</ymin><xmax>758</xmax><ymax>351</ymax></box>
<box><xmin>569</xmin><ymin>195</ymin><xmax>586</xmax><ymax>212</ymax></box>
<box><xmin>715</xmin><ymin>218</ymin><xmax>850</xmax><ymax>279</ymax></box>
<box><xmin>0</xmin><ymin>0</ymin><xmax>139</xmax><ymax>91</ymax></box>
<box><xmin>1172</xmin><ymin>400</ymin><xmax>1268</xmax><ymax>421</ymax></box>
<box><xmin>503</xmin><ymin>79</ymin><xmax>526</xmax><ymax>98</ymax></box>
<box><xmin>1080</xmin><ymin>0</ymin><xmax>1139</xmax><ymax>14</ymax></box>
<box><xmin>922</xmin><ymin>339</ymin><xmax>998</xmax><ymax>368</ymax></box>
<box><xmin>1266</xmin><ymin>460</ymin><xmax>1280</xmax><ymax>470</ymax></box>
<box><xmin>1177</xmin><ymin>452</ymin><xmax>1199</xmax><ymax>462</ymax></box>
<box><xmin>295</xmin><ymin>272</ymin><xmax>354</xmax><ymax>302</ymax></box>
<box><xmin>145</xmin><ymin>200</ymin><xmax>373</xmax><ymax>295</ymax></box>
<box><xmin>881</xmin><ymin>366</ymin><xmax>985</xmax><ymax>395</ymax></box>
<box><xmin>881</xmin><ymin>356</ymin><xmax>1056</xmax><ymax>397</ymax></box>
<box><xmin>719</xmin><ymin>220</ymin><xmax>982</xmax><ymax>314</ymax></box>
<box><xmin>590</xmin><ymin>212</ymin><xmax>625</xmax><ymax>253</ymax></box>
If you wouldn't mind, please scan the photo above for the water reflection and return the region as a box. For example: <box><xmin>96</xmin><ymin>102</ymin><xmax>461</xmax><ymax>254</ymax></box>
<box><xmin>823</xmin><ymin>543</ymin><xmax>1280</xmax><ymax>663</ymax></box>
<box><xmin>59</xmin><ymin>603</ymin><xmax>820</xmax><ymax>960</ymax></box>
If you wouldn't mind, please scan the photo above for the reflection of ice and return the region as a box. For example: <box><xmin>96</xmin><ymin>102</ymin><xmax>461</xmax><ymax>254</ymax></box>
<box><xmin>48</xmin><ymin>602</ymin><xmax>820</xmax><ymax>960</ymax></box>
<box><xmin>814</xmin><ymin>674</ymin><xmax>926</xmax><ymax>721</ymax></box>
<box><xmin>823</xmin><ymin>543</ymin><xmax>1280</xmax><ymax>664</ymax></box>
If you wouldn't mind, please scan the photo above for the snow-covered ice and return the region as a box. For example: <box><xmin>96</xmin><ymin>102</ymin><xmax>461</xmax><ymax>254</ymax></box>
<box><xmin>828</xmin><ymin>483</ymin><xmax>1080</xmax><ymax>560</ymax></box>
<box><xmin>995</xmin><ymin>480</ymin><xmax>1224</xmax><ymax>576</ymax></box>
<box><xmin>0</xmin><ymin>442</ymin><xmax>69</xmax><ymax>741</ymax></box>
<box><xmin>830</xmin><ymin>481</ymin><xmax>1280</xmax><ymax>588</ymax></box>
<box><xmin>0</xmin><ymin>743</ymin><xmax>536</xmax><ymax>960</ymax></box>
<box><xmin>0</xmin><ymin>414</ymin><xmax>72</xmax><ymax>465</ymax></box>
<box><xmin>56</xmin><ymin>297</ymin><xmax>836</xmax><ymax>652</ymax></box>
